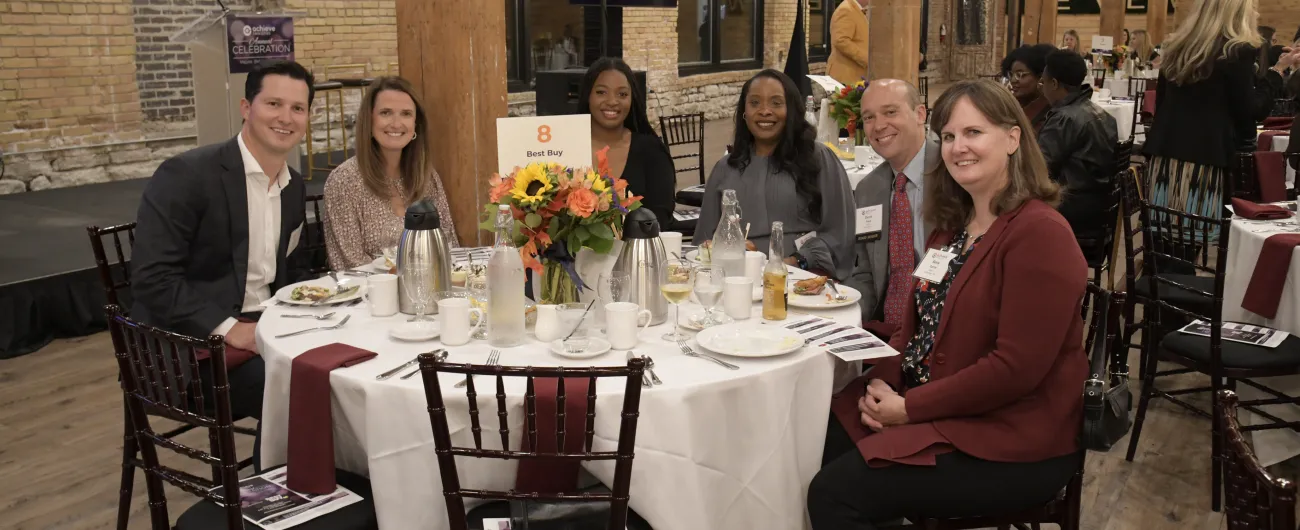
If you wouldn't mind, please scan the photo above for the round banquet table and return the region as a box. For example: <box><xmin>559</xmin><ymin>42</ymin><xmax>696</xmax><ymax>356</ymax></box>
<box><xmin>1222</xmin><ymin>216</ymin><xmax>1300</xmax><ymax>467</ymax></box>
<box><xmin>256</xmin><ymin>280</ymin><xmax>864</xmax><ymax>530</ymax></box>
<box><xmin>842</xmin><ymin>151</ymin><xmax>883</xmax><ymax>190</ymax></box>
<box><xmin>1095</xmin><ymin>99</ymin><xmax>1135</xmax><ymax>142</ymax></box>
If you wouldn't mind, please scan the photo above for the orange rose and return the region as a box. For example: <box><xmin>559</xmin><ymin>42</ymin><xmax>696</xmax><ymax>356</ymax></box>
<box><xmin>489</xmin><ymin>176</ymin><xmax>514</xmax><ymax>203</ymax></box>
<box><xmin>568</xmin><ymin>188</ymin><xmax>598</xmax><ymax>218</ymax></box>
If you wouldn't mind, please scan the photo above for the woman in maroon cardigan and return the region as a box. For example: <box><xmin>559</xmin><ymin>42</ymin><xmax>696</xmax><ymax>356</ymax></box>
<box><xmin>807</xmin><ymin>79</ymin><xmax>1089</xmax><ymax>529</ymax></box>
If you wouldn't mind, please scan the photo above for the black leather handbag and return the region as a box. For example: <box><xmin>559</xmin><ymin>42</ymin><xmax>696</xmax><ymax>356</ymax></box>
<box><xmin>1080</xmin><ymin>290</ymin><xmax>1133</xmax><ymax>451</ymax></box>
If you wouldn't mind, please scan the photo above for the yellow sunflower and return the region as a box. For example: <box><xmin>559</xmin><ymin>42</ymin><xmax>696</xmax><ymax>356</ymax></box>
<box><xmin>583</xmin><ymin>169</ymin><xmax>608</xmax><ymax>193</ymax></box>
<box><xmin>510</xmin><ymin>164</ymin><xmax>554</xmax><ymax>206</ymax></box>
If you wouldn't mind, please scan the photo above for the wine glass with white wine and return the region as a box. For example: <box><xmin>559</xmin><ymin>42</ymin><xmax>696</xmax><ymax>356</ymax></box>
<box><xmin>660</xmin><ymin>262</ymin><xmax>695</xmax><ymax>341</ymax></box>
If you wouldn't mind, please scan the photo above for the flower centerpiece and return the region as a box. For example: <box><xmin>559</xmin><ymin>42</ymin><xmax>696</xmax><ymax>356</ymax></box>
<box><xmin>828</xmin><ymin>79</ymin><xmax>868</xmax><ymax>146</ymax></box>
<box><xmin>1101</xmin><ymin>45</ymin><xmax>1128</xmax><ymax>74</ymax></box>
<box><xmin>480</xmin><ymin>147</ymin><xmax>643</xmax><ymax>304</ymax></box>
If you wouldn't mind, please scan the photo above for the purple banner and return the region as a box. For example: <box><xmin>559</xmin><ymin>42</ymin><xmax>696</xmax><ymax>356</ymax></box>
<box><xmin>227</xmin><ymin>15</ymin><xmax>295</xmax><ymax>74</ymax></box>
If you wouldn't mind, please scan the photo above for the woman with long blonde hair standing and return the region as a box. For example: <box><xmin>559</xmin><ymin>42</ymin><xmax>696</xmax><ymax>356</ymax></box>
<box><xmin>1142</xmin><ymin>0</ymin><xmax>1262</xmax><ymax>227</ymax></box>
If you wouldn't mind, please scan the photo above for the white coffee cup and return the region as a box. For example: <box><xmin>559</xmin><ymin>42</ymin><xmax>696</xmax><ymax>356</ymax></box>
<box><xmin>437</xmin><ymin>297</ymin><xmax>484</xmax><ymax>346</ymax></box>
<box><xmin>604</xmin><ymin>302</ymin><xmax>652</xmax><ymax>350</ymax></box>
<box><xmin>723</xmin><ymin>277</ymin><xmax>754</xmax><ymax>320</ymax></box>
<box><xmin>659</xmin><ymin>231</ymin><xmax>683</xmax><ymax>260</ymax></box>
<box><xmin>365</xmin><ymin>274</ymin><xmax>399</xmax><ymax>317</ymax></box>
<box><xmin>744</xmin><ymin>251</ymin><xmax>766</xmax><ymax>284</ymax></box>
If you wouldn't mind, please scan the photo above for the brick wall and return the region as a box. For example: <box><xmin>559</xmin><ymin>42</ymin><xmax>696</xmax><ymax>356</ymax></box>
<box><xmin>131</xmin><ymin>0</ymin><xmax>254</xmax><ymax>131</ymax></box>
<box><xmin>284</xmin><ymin>0</ymin><xmax>397</xmax><ymax>74</ymax></box>
<box><xmin>0</xmin><ymin>0</ymin><xmax>145</xmax><ymax>194</ymax></box>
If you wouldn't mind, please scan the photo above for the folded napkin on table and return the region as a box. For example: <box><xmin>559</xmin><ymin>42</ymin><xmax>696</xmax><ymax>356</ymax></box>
<box><xmin>1258</xmin><ymin>130</ymin><xmax>1290</xmax><ymax>152</ymax></box>
<box><xmin>1242</xmin><ymin>234</ymin><xmax>1300</xmax><ymax>319</ymax></box>
<box><xmin>1254</xmin><ymin>151</ymin><xmax>1289</xmax><ymax>203</ymax></box>
<box><xmin>287</xmin><ymin>343</ymin><xmax>377</xmax><ymax>494</ymax></box>
<box><xmin>515</xmin><ymin>377</ymin><xmax>592</xmax><ymax>494</ymax></box>
<box><xmin>1232</xmin><ymin>198</ymin><xmax>1295</xmax><ymax>220</ymax></box>
<box><xmin>196</xmin><ymin>317</ymin><xmax>257</xmax><ymax>369</ymax></box>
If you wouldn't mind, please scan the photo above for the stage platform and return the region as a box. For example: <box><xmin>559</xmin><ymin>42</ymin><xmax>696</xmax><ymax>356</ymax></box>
<box><xmin>0</xmin><ymin>174</ymin><xmax>327</xmax><ymax>359</ymax></box>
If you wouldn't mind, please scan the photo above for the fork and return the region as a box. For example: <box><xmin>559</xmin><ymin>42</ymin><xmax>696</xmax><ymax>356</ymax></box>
<box><xmin>456</xmin><ymin>349</ymin><xmax>500</xmax><ymax>388</ymax></box>
<box><xmin>282</xmin><ymin>312</ymin><xmax>336</xmax><ymax>320</ymax></box>
<box><xmin>826</xmin><ymin>279</ymin><xmax>850</xmax><ymax>302</ymax></box>
<box><xmin>676</xmin><ymin>340</ymin><xmax>739</xmax><ymax>370</ymax></box>
<box><xmin>274</xmin><ymin>315</ymin><xmax>351</xmax><ymax>339</ymax></box>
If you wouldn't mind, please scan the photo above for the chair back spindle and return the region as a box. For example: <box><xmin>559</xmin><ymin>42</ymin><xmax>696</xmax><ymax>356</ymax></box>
<box><xmin>658</xmin><ymin>113</ymin><xmax>707</xmax><ymax>186</ymax></box>
<box><xmin>87</xmin><ymin>223</ymin><xmax>137</xmax><ymax>308</ymax></box>
<box><xmin>1219</xmin><ymin>390</ymin><xmax>1298</xmax><ymax>530</ymax></box>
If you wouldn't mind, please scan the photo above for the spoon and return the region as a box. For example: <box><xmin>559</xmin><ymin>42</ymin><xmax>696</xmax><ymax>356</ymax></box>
<box><xmin>628</xmin><ymin>351</ymin><xmax>651</xmax><ymax>388</ymax></box>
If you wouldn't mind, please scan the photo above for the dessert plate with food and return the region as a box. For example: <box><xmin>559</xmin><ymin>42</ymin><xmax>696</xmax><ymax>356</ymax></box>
<box><xmin>788</xmin><ymin>276</ymin><xmax>860</xmax><ymax>309</ymax></box>
<box><xmin>275</xmin><ymin>277</ymin><xmax>366</xmax><ymax>306</ymax></box>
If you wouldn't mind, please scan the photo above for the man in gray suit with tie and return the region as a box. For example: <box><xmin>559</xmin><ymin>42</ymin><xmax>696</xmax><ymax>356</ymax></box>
<box><xmin>846</xmin><ymin>79</ymin><xmax>940</xmax><ymax>337</ymax></box>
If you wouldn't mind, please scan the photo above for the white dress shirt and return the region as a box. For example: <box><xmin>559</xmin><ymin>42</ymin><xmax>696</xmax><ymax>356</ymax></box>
<box><xmin>212</xmin><ymin>132</ymin><xmax>290</xmax><ymax>337</ymax></box>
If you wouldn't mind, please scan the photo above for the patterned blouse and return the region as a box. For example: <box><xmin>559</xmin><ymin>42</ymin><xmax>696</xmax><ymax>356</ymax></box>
<box><xmin>322</xmin><ymin>157</ymin><xmax>458</xmax><ymax>270</ymax></box>
<box><xmin>901</xmin><ymin>230</ymin><xmax>983</xmax><ymax>388</ymax></box>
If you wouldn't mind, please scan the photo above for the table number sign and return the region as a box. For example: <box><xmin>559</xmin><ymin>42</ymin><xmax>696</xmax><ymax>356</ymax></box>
<box><xmin>1090</xmin><ymin>35</ymin><xmax>1114</xmax><ymax>53</ymax></box>
<box><xmin>496</xmin><ymin>115</ymin><xmax>593</xmax><ymax>174</ymax></box>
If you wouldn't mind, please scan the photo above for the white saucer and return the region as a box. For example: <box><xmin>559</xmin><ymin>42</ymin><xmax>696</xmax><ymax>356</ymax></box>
<box><xmin>389</xmin><ymin>321</ymin><xmax>440</xmax><ymax>342</ymax></box>
<box><xmin>548</xmin><ymin>337</ymin><xmax>613</xmax><ymax>359</ymax></box>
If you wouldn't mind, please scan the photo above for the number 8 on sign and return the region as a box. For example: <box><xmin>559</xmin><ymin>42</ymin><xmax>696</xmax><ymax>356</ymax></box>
<box><xmin>537</xmin><ymin>125</ymin><xmax>552</xmax><ymax>143</ymax></box>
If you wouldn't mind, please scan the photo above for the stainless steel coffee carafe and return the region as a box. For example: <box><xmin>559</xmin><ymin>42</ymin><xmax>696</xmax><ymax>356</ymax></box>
<box><xmin>611</xmin><ymin>208</ymin><xmax>667</xmax><ymax>325</ymax></box>
<box><xmin>397</xmin><ymin>199</ymin><xmax>452</xmax><ymax>315</ymax></box>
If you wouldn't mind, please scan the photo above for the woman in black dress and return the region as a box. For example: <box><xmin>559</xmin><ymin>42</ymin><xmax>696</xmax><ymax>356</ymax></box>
<box><xmin>577</xmin><ymin>58</ymin><xmax>676</xmax><ymax>229</ymax></box>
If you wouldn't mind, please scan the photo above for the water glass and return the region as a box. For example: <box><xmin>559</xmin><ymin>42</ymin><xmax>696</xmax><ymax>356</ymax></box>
<box><xmin>556</xmin><ymin>302</ymin><xmax>591</xmax><ymax>353</ymax></box>
<box><xmin>402</xmin><ymin>260</ymin><xmax>434</xmax><ymax>321</ymax></box>
<box><xmin>694</xmin><ymin>266</ymin><xmax>725</xmax><ymax>325</ymax></box>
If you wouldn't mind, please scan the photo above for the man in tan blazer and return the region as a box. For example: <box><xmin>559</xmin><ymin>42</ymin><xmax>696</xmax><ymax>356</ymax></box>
<box><xmin>827</xmin><ymin>0</ymin><xmax>870</xmax><ymax>86</ymax></box>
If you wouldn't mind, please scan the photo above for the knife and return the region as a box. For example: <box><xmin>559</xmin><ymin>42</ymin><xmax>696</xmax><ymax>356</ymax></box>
<box><xmin>401</xmin><ymin>350</ymin><xmax>449</xmax><ymax>380</ymax></box>
<box><xmin>312</xmin><ymin>284</ymin><xmax>359</xmax><ymax>306</ymax></box>
<box><xmin>376</xmin><ymin>351</ymin><xmax>438</xmax><ymax>381</ymax></box>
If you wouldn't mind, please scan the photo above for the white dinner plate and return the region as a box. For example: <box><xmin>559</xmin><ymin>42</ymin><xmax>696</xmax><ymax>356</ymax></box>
<box><xmin>684</xmin><ymin>249</ymin><xmax>706</xmax><ymax>264</ymax></box>
<box><xmin>389</xmin><ymin>321</ymin><xmax>440</xmax><ymax>342</ymax></box>
<box><xmin>695</xmin><ymin>323</ymin><xmax>803</xmax><ymax>358</ymax></box>
<box><xmin>788</xmin><ymin>283</ymin><xmax>862</xmax><ymax>309</ymax></box>
<box><xmin>549</xmin><ymin>337</ymin><xmax>613</xmax><ymax>359</ymax></box>
<box><xmin>274</xmin><ymin>277</ymin><xmax>366</xmax><ymax>306</ymax></box>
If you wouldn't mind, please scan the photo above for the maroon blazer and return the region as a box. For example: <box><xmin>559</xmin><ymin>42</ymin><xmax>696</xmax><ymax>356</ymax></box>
<box><xmin>830</xmin><ymin>199</ymin><xmax>1088</xmax><ymax>464</ymax></box>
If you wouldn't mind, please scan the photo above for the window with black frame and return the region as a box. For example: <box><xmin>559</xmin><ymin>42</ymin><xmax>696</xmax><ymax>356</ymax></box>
<box><xmin>677</xmin><ymin>0</ymin><xmax>764</xmax><ymax>75</ymax></box>
<box><xmin>507</xmin><ymin>0</ymin><xmax>625</xmax><ymax>93</ymax></box>
<box><xmin>809</xmin><ymin>0</ymin><xmax>838</xmax><ymax>62</ymax></box>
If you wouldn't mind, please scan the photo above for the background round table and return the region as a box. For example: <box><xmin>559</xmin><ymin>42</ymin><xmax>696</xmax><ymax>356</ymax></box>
<box><xmin>257</xmin><ymin>286</ymin><xmax>864</xmax><ymax>529</ymax></box>
<box><xmin>1223</xmin><ymin>216</ymin><xmax>1300</xmax><ymax>467</ymax></box>
<box><xmin>1095</xmin><ymin>99</ymin><xmax>1135</xmax><ymax>142</ymax></box>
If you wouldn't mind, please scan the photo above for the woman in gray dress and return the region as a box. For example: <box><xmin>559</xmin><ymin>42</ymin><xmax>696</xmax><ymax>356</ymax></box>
<box><xmin>694</xmin><ymin>70</ymin><xmax>857</xmax><ymax>280</ymax></box>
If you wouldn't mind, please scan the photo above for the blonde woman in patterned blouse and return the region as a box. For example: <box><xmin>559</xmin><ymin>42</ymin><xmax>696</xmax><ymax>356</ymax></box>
<box><xmin>324</xmin><ymin>77</ymin><xmax>457</xmax><ymax>270</ymax></box>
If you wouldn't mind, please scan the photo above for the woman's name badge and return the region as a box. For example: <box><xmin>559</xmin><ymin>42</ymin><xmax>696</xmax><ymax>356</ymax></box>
<box><xmin>913</xmin><ymin>248</ymin><xmax>957</xmax><ymax>283</ymax></box>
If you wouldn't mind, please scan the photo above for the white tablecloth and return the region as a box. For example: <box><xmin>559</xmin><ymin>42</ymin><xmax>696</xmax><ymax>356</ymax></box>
<box><xmin>1223</xmin><ymin>216</ymin><xmax>1300</xmax><ymax>466</ymax></box>
<box><xmin>1097</xmin><ymin>100</ymin><xmax>1136</xmax><ymax>142</ymax></box>
<box><xmin>257</xmin><ymin>279</ymin><xmax>864</xmax><ymax>529</ymax></box>
<box><xmin>841</xmin><ymin>151</ymin><xmax>883</xmax><ymax>190</ymax></box>
<box><xmin>1273</xmin><ymin>135</ymin><xmax>1295</xmax><ymax>190</ymax></box>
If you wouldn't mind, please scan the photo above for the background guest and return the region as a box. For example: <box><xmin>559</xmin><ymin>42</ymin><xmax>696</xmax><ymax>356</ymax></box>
<box><xmin>827</xmin><ymin>0</ymin><xmax>870</xmax><ymax>86</ymax></box>
<box><xmin>694</xmin><ymin>70</ymin><xmax>856</xmax><ymax>280</ymax></box>
<box><xmin>848</xmin><ymin>79</ymin><xmax>939</xmax><ymax>337</ymax></box>
<box><xmin>576</xmin><ymin>58</ymin><xmax>676</xmax><ymax>230</ymax></box>
<box><xmin>323</xmin><ymin>76</ymin><xmax>457</xmax><ymax>271</ymax></box>
<box><xmin>808</xmin><ymin>79</ymin><xmax>1087</xmax><ymax>529</ymax></box>
<box><xmin>1062</xmin><ymin>29</ymin><xmax>1091</xmax><ymax>63</ymax></box>
<box><xmin>1144</xmin><ymin>0</ymin><xmax>1262</xmax><ymax>220</ymax></box>
<box><xmin>1129</xmin><ymin>29</ymin><xmax>1156</xmax><ymax>69</ymax></box>
<box><xmin>1004</xmin><ymin>44</ymin><xmax>1055</xmax><ymax>132</ymax></box>
<box><xmin>1037</xmin><ymin>49</ymin><xmax>1118</xmax><ymax>249</ymax></box>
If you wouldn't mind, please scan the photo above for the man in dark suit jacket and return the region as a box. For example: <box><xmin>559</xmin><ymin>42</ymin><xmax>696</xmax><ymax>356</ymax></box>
<box><xmin>131</xmin><ymin>60</ymin><xmax>316</xmax><ymax>423</ymax></box>
<box><xmin>846</xmin><ymin>79</ymin><xmax>938</xmax><ymax>338</ymax></box>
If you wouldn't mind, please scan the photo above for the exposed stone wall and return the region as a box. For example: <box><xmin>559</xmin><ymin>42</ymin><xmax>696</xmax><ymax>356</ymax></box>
<box><xmin>1</xmin><ymin>137</ymin><xmax>193</xmax><ymax>193</ymax></box>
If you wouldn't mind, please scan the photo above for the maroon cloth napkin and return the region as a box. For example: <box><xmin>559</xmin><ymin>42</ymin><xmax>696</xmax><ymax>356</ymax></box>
<box><xmin>1142</xmin><ymin>89</ymin><xmax>1157</xmax><ymax>116</ymax></box>
<box><xmin>1258</xmin><ymin>130</ymin><xmax>1289</xmax><ymax>152</ymax></box>
<box><xmin>1233</xmin><ymin>198</ymin><xmax>1295</xmax><ymax>220</ymax></box>
<box><xmin>196</xmin><ymin>317</ymin><xmax>256</xmax><ymax>369</ymax></box>
<box><xmin>515</xmin><ymin>376</ymin><xmax>591</xmax><ymax>494</ymax></box>
<box><xmin>1263</xmin><ymin>117</ymin><xmax>1294</xmax><ymax>130</ymax></box>
<box><xmin>287</xmin><ymin>343</ymin><xmax>377</xmax><ymax>494</ymax></box>
<box><xmin>1242</xmin><ymin>234</ymin><xmax>1300</xmax><ymax>319</ymax></box>
<box><xmin>1255</xmin><ymin>151</ymin><xmax>1289</xmax><ymax>203</ymax></box>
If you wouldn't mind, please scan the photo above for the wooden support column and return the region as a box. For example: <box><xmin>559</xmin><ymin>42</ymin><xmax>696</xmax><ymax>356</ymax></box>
<box><xmin>395</xmin><ymin>0</ymin><xmax>507</xmax><ymax>246</ymax></box>
<box><xmin>1098</xmin><ymin>0</ymin><xmax>1125</xmax><ymax>42</ymax></box>
<box><xmin>1147</xmin><ymin>0</ymin><xmax>1169</xmax><ymax>44</ymax></box>
<box><xmin>867</xmin><ymin>0</ymin><xmax>923</xmax><ymax>85</ymax></box>
<box><xmin>1022</xmin><ymin>0</ymin><xmax>1059</xmax><ymax>45</ymax></box>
